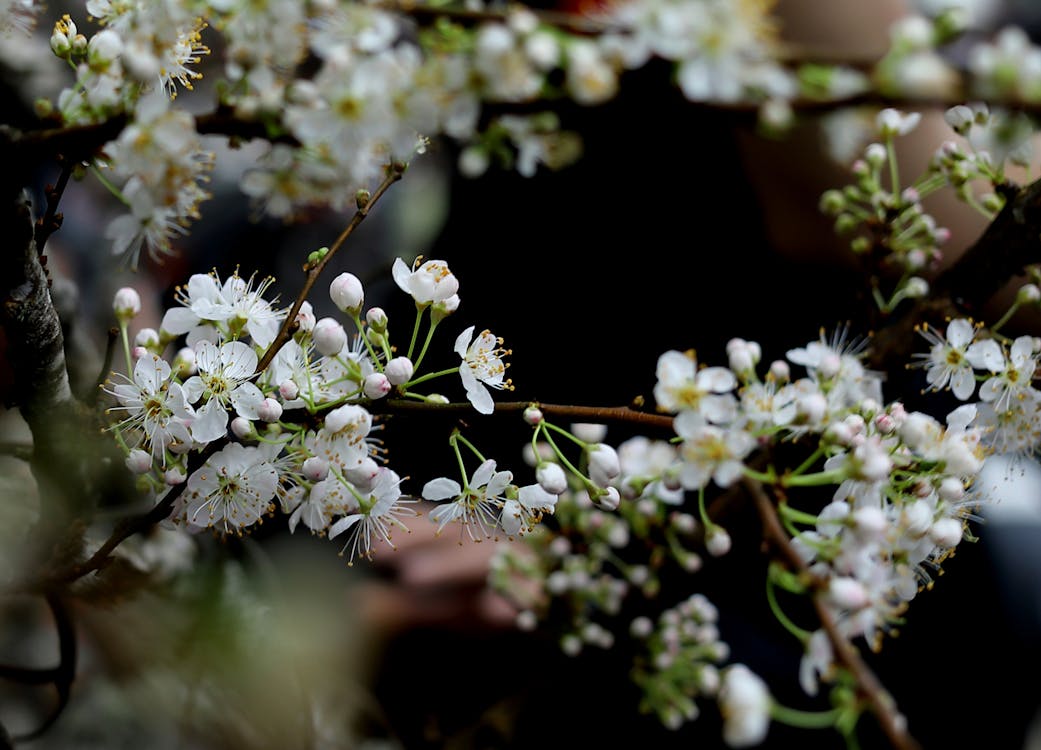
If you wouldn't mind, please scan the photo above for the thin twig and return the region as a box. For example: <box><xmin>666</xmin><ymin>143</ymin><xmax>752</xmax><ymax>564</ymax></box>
<box><xmin>256</xmin><ymin>161</ymin><xmax>406</xmax><ymax>374</ymax></box>
<box><xmin>370</xmin><ymin>398</ymin><xmax>675</xmax><ymax>431</ymax></box>
<box><xmin>33</xmin><ymin>161</ymin><xmax>73</xmax><ymax>254</ymax></box>
<box><xmin>744</xmin><ymin>476</ymin><xmax>921</xmax><ymax>750</ymax></box>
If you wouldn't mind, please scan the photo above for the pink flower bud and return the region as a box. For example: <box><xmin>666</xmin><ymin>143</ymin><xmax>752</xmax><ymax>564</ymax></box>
<box><xmin>164</xmin><ymin>468</ymin><xmax>186</xmax><ymax>485</ymax></box>
<box><xmin>523</xmin><ymin>406</ymin><xmax>544</xmax><ymax>425</ymax></box>
<box><xmin>329</xmin><ymin>272</ymin><xmax>364</xmax><ymax>314</ymax></box>
<box><xmin>113</xmin><ymin>287</ymin><xmax>141</xmax><ymax>321</ymax></box>
<box><xmin>363</xmin><ymin>372</ymin><xmax>391</xmax><ymax>399</ymax></box>
<box><xmin>231</xmin><ymin>416</ymin><xmax>255</xmax><ymax>439</ymax></box>
<box><xmin>125</xmin><ymin>448</ymin><xmax>152</xmax><ymax>474</ymax></box>
<box><xmin>827</xmin><ymin>577</ymin><xmax>869</xmax><ymax>610</ymax></box>
<box><xmin>279</xmin><ymin>379</ymin><xmax>299</xmax><ymax>400</ymax></box>
<box><xmin>344</xmin><ymin>457</ymin><xmax>380</xmax><ymax>491</ymax></box>
<box><xmin>132</xmin><ymin>346</ymin><xmax>149</xmax><ymax>360</ymax></box>
<box><xmin>302</xmin><ymin>456</ymin><xmax>329</xmax><ymax>482</ymax></box>
<box><xmin>384</xmin><ymin>356</ymin><xmax>414</xmax><ymax>386</ymax></box>
<box><xmin>768</xmin><ymin>360</ymin><xmax>790</xmax><ymax>381</ymax></box>
<box><xmin>312</xmin><ymin>317</ymin><xmax>346</xmax><ymax>356</ymax></box>
<box><xmin>258</xmin><ymin>397</ymin><xmax>283</xmax><ymax>422</ymax></box>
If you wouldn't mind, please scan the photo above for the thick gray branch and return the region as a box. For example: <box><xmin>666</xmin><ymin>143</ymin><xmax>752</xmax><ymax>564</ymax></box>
<box><xmin>1</xmin><ymin>194</ymin><xmax>72</xmax><ymax>424</ymax></box>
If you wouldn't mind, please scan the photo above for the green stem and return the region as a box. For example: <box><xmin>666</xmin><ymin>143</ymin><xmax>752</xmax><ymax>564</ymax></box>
<box><xmin>91</xmin><ymin>164</ymin><xmax>129</xmax><ymax>206</ymax></box>
<box><xmin>413</xmin><ymin>318</ymin><xmax>439</xmax><ymax>372</ymax></box>
<box><xmin>770</xmin><ymin>703</ymin><xmax>843</xmax><ymax>729</ymax></box>
<box><xmin>766</xmin><ymin>570</ymin><xmax>811</xmax><ymax>642</ymax></box>
<box><xmin>541</xmin><ymin>420</ymin><xmax>590</xmax><ymax>449</ymax></box>
<box><xmin>541</xmin><ymin>428</ymin><xmax>592</xmax><ymax>491</ymax></box>
<box><xmin>697</xmin><ymin>487</ymin><xmax>714</xmax><ymax>530</ymax></box>
<box><xmin>783</xmin><ymin>468</ymin><xmax>848</xmax><ymax>487</ymax></box>
<box><xmin>405</xmin><ymin>367</ymin><xmax>459</xmax><ymax>388</ymax></box>
<box><xmin>886</xmin><ymin>138</ymin><xmax>900</xmax><ymax>196</ymax></box>
<box><xmin>351</xmin><ymin>312</ymin><xmax>384</xmax><ymax>370</ymax></box>
<box><xmin>989</xmin><ymin>299</ymin><xmax>1022</xmax><ymax>334</ymax></box>
<box><xmin>778</xmin><ymin>503</ymin><xmax>821</xmax><ymax>527</ymax></box>
<box><xmin>454</xmin><ymin>431</ymin><xmax>487</xmax><ymax>464</ymax></box>
<box><xmin>448</xmin><ymin>430</ymin><xmax>470</xmax><ymax>489</ymax></box>
<box><xmin>119</xmin><ymin>322</ymin><xmax>133</xmax><ymax>377</ymax></box>
<box><xmin>407</xmin><ymin>307</ymin><xmax>424</xmax><ymax>360</ymax></box>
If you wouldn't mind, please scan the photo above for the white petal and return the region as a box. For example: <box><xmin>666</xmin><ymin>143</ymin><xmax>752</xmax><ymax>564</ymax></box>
<box><xmin>194</xmin><ymin>339</ymin><xmax>220</xmax><ymax>374</ymax></box>
<box><xmin>466</xmin><ymin>381</ymin><xmax>495</xmax><ymax>414</ymax></box>
<box><xmin>392</xmin><ymin>258</ymin><xmax>413</xmax><ymax>294</ymax></box>
<box><xmin>455</xmin><ymin>325</ymin><xmax>475</xmax><ymax>359</ymax></box>
<box><xmin>231</xmin><ymin>382</ymin><xmax>265</xmax><ymax>419</ymax></box>
<box><xmin>422</xmin><ymin>477</ymin><xmax>461</xmax><ymax>501</ymax></box>
<box><xmin>471</xmin><ymin>459</ymin><xmax>497</xmax><ymax>488</ymax></box>
<box><xmin>221</xmin><ymin>341</ymin><xmax>258</xmax><ymax>379</ymax></box>
<box><xmin>329</xmin><ymin>513</ymin><xmax>363</xmax><ymax>540</ymax></box>
<box><xmin>191</xmin><ymin>399</ymin><xmax>229</xmax><ymax>443</ymax></box>
<box><xmin>161</xmin><ymin>307</ymin><xmax>200</xmax><ymax>336</ymax></box>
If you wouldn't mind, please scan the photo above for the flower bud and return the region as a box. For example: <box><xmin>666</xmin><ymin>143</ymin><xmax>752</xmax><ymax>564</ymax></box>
<box><xmin>363</xmin><ymin>372</ymin><xmax>391</xmax><ymax>399</ymax></box>
<box><xmin>929</xmin><ymin>517</ymin><xmax>964</xmax><ymax>547</ymax></box>
<box><xmin>125</xmin><ymin>448</ymin><xmax>152</xmax><ymax>474</ymax></box>
<box><xmin>131</xmin><ymin>346</ymin><xmax>149</xmax><ymax>360</ymax></box>
<box><xmin>231</xmin><ymin>416</ymin><xmax>256</xmax><ymax>440</ymax></box>
<box><xmin>135</xmin><ymin>327</ymin><xmax>160</xmax><ymax>348</ymax></box>
<box><xmin>523</xmin><ymin>406</ymin><xmax>544</xmax><ymax>425</ymax></box>
<box><xmin>88</xmin><ymin>29</ymin><xmax>123</xmax><ymax>69</ymax></box>
<box><xmin>258</xmin><ymin>397</ymin><xmax>283</xmax><ymax>422</ymax></box>
<box><xmin>1018</xmin><ymin>283</ymin><xmax>1041</xmax><ymax>304</ymax></box>
<box><xmin>827</xmin><ymin>577</ymin><xmax>869</xmax><ymax>610</ymax></box>
<box><xmin>572</xmin><ymin>422</ymin><xmax>607</xmax><ymax>442</ymax></box>
<box><xmin>593</xmin><ymin>485</ymin><xmax>620</xmax><ymax>511</ymax></box>
<box><xmin>330</xmin><ymin>272</ymin><xmax>364</xmax><ymax>314</ymax></box>
<box><xmin>279</xmin><ymin>379</ymin><xmax>299</xmax><ymax>400</ymax></box>
<box><xmin>366</xmin><ymin>307</ymin><xmax>388</xmax><ymax>333</ymax></box>
<box><xmin>384</xmin><ymin>356</ymin><xmax>414</xmax><ymax>386</ymax></box>
<box><xmin>536</xmin><ymin>462</ymin><xmax>568</xmax><ymax>494</ymax></box>
<box><xmin>164</xmin><ymin>467</ymin><xmax>187</xmax><ymax>485</ymax></box>
<box><xmin>344</xmin><ymin>457</ymin><xmax>380</xmax><ymax>492</ymax></box>
<box><xmin>113</xmin><ymin>287</ymin><xmax>141</xmax><ymax>322</ymax></box>
<box><xmin>302</xmin><ymin>456</ymin><xmax>329</xmax><ymax>482</ymax></box>
<box><xmin>312</xmin><ymin>317</ymin><xmax>346</xmax><ymax>356</ymax></box>
<box><xmin>705</xmin><ymin>525</ymin><xmax>731</xmax><ymax>557</ymax></box>
<box><xmin>173</xmin><ymin>346</ymin><xmax>196</xmax><ymax>377</ymax></box>
<box><xmin>587</xmin><ymin>443</ymin><xmax>621</xmax><ymax>486</ymax></box>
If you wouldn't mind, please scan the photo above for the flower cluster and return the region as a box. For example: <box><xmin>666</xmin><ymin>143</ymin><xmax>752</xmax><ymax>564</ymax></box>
<box><xmin>37</xmin><ymin>0</ymin><xmax>1032</xmax><ymax>268</ymax></box>
<box><xmin>103</xmin><ymin>257</ymin><xmax>523</xmax><ymax>562</ymax></box>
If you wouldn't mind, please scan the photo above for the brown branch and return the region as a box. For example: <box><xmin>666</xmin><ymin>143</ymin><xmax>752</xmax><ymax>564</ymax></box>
<box><xmin>744</xmin><ymin>476</ymin><xmax>921</xmax><ymax>750</ymax></box>
<box><xmin>255</xmin><ymin>161</ymin><xmax>406</xmax><ymax>374</ymax></box>
<box><xmin>370</xmin><ymin>398</ymin><xmax>675</xmax><ymax>431</ymax></box>
<box><xmin>33</xmin><ymin>161</ymin><xmax>73</xmax><ymax>254</ymax></box>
